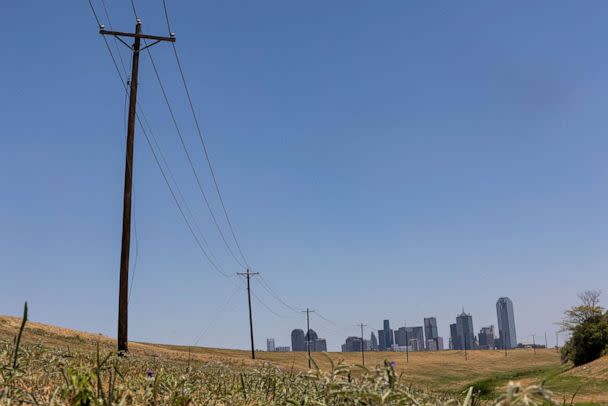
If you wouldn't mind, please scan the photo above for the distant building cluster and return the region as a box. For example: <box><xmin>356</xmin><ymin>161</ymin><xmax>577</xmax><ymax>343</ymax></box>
<box><xmin>265</xmin><ymin>297</ymin><xmax>517</xmax><ymax>353</ymax></box>
<box><xmin>448</xmin><ymin>297</ymin><xmax>517</xmax><ymax>351</ymax></box>
<box><xmin>291</xmin><ymin>329</ymin><xmax>327</xmax><ymax>352</ymax></box>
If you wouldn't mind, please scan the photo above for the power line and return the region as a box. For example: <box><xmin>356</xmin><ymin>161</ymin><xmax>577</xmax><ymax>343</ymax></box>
<box><xmin>251</xmin><ymin>290</ymin><xmax>289</xmax><ymax>319</ymax></box>
<box><xmin>161</xmin><ymin>0</ymin><xmax>250</xmax><ymax>268</ymax></box>
<box><xmin>88</xmin><ymin>3</ymin><xmax>229</xmax><ymax>280</ymax></box>
<box><xmin>96</xmin><ymin>0</ymin><xmax>226</xmax><ymax>282</ymax></box>
<box><xmin>192</xmin><ymin>280</ymin><xmax>244</xmax><ymax>346</ymax></box>
<box><xmin>144</xmin><ymin>47</ymin><xmax>247</xmax><ymax>269</ymax></box>
<box><xmin>256</xmin><ymin>275</ymin><xmax>303</xmax><ymax>313</ymax></box>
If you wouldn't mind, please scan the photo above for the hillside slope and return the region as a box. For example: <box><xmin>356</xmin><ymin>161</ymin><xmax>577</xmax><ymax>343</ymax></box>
<box><xmin>2</xmin><ymin>315</ymin><xmax>607</xmax><ymax>403</ymax></box>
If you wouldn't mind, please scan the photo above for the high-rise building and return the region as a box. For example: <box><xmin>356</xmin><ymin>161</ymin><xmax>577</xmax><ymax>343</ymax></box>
<box><xmin>266</xmin><ymin>338</ymin><xmax>276</xmax><ymax>352</ymax></box>
<box><xmin>393</xmin><ymin>327</ymin><xmax>405</xmax><ymax>347</ymax></box>
<box><xmin>409</xmin><ymin>326</ymin><xmax>424</xmax><ymax>351</ymax></box>
<box><xmin>456</xmin><ymin>310</ymin><xmax>475</xmax><ymax>351</ymax></box>
<box><xmin>291</xmin><ymin>329</ymin><xmax>306</xmax><ymax>352</ymax></box>
<box><xmin>382</xmin><ymin>320</ymin><xmax>394</xmax><ymax>349</ymax></box>
<box><xmin>496</xmin><ymin>297</ymin><xmax>517</xmax><ymax>349</ymax></box>
<box><xmin>306</xmin><ymin>329</ymin><xmax>319</xmax><ymax>342</ymax></box>
<box><xmin>435</xmin><ymin>336</ymin><xmax>444</xmax><ymax>350</ymax></box>
<box><xmin>449</xmin><ymin>323</ymin><xmax>458</xmax><ymax>350</ymax></box>
<box><xmin>310</xmin><ymin>338</ymin><xmax>327</xmax><ymax>352</ymax></box>
<box><xmin>424</xmin><ymin>318</ymin><xmax>438</xmax><ymax>341</ymax></box>
<box><xmin>370</xmin><ymin>332</ymin><xmax>379</xmax><ymax>351</ymax></box>
<box><xmin>478</xmin><ymin>326</ymin><xmax>495</xmax><ymax>349</ymax></box>
<box><xmin>341</xmin><ymin>336</ymin><xmax>370</xmax><ymax>352</ymax></box>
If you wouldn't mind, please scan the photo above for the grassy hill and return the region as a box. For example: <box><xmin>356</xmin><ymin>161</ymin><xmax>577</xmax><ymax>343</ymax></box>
<box><xmin>1</xmin><ymin>315</ymin><xmax>607</xmax><ymax>404</ymax></box>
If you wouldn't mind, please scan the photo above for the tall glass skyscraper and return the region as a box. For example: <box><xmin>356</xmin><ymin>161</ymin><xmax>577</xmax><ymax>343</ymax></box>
<box><xmin>456</xmin><ymin>310</ymin><xmax>475</xmax><ymax>350</ymax></box>
<box><xmin>496</xmin><ymin>297</ymin><xmax>517</xmax><ymax>349</ymax></box>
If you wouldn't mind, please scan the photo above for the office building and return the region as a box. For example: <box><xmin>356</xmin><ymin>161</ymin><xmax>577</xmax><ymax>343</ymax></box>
<box><xmin>266</xmin><ymin>338</ymin><xmax>275</xmax><ymax>352</ymax></box>
<box><xmin>379</xmin><ymin>320</ymin><xmax>394</xmax><ymax>350</ymax></box>
<box><xmin>424</xmin><ymin>317</ymin><xmax>438</xmax><ymax>341</ymax></box>
<box><xmin>478</xmin><ymin>326</ymin><xmax>495</xmax><ymax>350</ymax></box>
<box><xmin>496</xmin><ymin>297</ymin><xmax>517</xmax><ymax>349</ymax></box>
<box><xmin>275</xmin><ymin>346</ymin><xmax>290</xmax><ymax>352</ymax></box>
<box><xmin>370</xmin><ymin>332</ymin><xmax>379</xmax><ymax>351</ymax></box>
<box><xmin>456</xmin><ymin>310</ymin><xmax>475</xmax><ymax>351</ymax></box>
<box><xmin>291</xmin><ymin>329</ymin><xmax>306</xmax><ymax>352</ymax></box>
<box><xmin>342</xmin><ymin>336</ymin><xmax>367</xmax><ymax>352</ymax></box>
<box><xmin>310</xmin><ymin>338</ymin><xmax>327</xmax><ymax>352</ymax></box>
<box><xmin>449</xmin><ymin>323</ymin><xmax>458</xmax><ymax>350</ymax></box>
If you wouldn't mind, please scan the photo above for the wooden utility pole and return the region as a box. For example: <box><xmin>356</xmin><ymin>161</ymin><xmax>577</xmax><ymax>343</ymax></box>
<box><xmin>358</xmin><ymin>323</ymin><xmax>367</xmax><ymax>366</ymax></box>
<box><xmin>100</xmin><ymin>19</ymin><xmax>175</xmax><ymax>354</ymax></box>
<box><xmin>302</xmin><ymin>308</ymin><xmax>315</xmax><ymax>368</ymax></box>
<box><xmin>404</xmin><ymin>321</ymin><xmax>409</xmax><ymax>363</ymax></box>
<box><xmin>532</xmin><ymin>334</ymin><xmax>536</xmax><ymax>355</ymax></box>
<box><xmin>237</xmin><ymin>269</ymin><xmax>259</xmax><ymax>359</ymax></box>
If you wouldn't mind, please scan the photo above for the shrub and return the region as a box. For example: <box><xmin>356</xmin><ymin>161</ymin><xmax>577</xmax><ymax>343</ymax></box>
<box><xmin>561</xmin><ymin>314</ymin><xmax>608</xmax><ymax>366</ymax></box>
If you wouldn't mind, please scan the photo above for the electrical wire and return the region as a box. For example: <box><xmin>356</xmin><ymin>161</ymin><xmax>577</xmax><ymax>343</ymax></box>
<box><xmin>251</xmin><ymin>290</ymin><xmax>290</xmax><ymax>319</ymax></box>
<box><xmin>87</xmin><ymin>0</ymin><xmax>230</xmax><ymax>280</ymax></box>
<box><xmin>161</xmin><ymin>0</ymin><xmax>250</xmax><ymax>268</ymax></box>
<box><xmin>256</xmin><ymin>275</ymin><xmax>303</xmax><ymax>313</ymax></box>
<box><xmin>144</xmin><ymin>47</ymin><xmax>247</xmax><ymax>269</ymax></box>
<box><xmin>192</xmin><ymin>280</ymin><xmax>244</xmax><ymax>346</ymax></box>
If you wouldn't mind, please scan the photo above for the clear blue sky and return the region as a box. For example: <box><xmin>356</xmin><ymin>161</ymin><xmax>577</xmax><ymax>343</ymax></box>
<box><xmin>1</xmin><ymin>1</ymin><xmax>607</xmax><ymax>351</ymax></box>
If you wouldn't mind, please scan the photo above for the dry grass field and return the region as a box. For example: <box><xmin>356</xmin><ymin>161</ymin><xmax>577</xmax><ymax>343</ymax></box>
<box><xmin>2</xmin><ymin>315</ymin><xmax>608</xmax><ymax>404</ymax></box>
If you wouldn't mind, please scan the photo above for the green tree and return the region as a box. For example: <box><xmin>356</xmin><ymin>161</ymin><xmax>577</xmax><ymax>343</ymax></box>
<box><xmin>560</xmin><ymin>290</ymin><xmax>608</xmax><ymax>366</ymax></box>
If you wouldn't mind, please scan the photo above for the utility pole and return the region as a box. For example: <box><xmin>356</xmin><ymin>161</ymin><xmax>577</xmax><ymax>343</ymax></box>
<box><xmin>555</xmin><ymin>331</ymin><xmax>559</xmax><ymax>352</ymax></box>
<box><xmin>237</xmin><ymin>269</ymin><xmax>259</xmax><ymax>360</ymax></box>
<box><xmin>544</xmin><ymin>332</ymin><xmax>548</xmax><ymax>349</ymax></box>
<box><xmin>99</xmin><ymin>20</ymin><xmax>175</xmax><ymax>354</ymax></box>
<box><xmin>532</xmin><ymin>334</ymin><xmax>536</xmax><ymax>355</ymax></box>
<box><xmin>404</xmin><ymin>321</ymin><xmax>409</xmax><ymax>363</ymax></box>
<box><xmin>302</xmin><ymin>308</ymin><xmax>315</xmax><ymax>368</ymax></box>
<box><xmin>358</xmin><ymin>323</ymin><xmax>367</xmax><ymax>366</ymax></box>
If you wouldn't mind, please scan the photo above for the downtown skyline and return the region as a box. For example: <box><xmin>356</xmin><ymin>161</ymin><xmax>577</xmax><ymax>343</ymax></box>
<box><xmin>266</xmin><ymin>296</ymin><xmax>541</xmax><ymax>353</ymax></box>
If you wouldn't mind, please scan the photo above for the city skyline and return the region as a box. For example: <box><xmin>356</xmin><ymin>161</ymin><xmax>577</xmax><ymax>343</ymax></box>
<box><xmin>268</xmin><ymin>296</ymin><xmax>533</xmax><ymax>352</ymax></box>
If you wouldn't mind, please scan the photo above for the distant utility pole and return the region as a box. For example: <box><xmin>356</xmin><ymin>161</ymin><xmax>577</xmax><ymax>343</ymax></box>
<box><xmin>532</xmin><ymin>334</ymin><xmax>536</xmax><ymax>355</ymax></box>
<box><xmin>302</xmin><ymin>308</ymin><xmax>315</xmax><ymax>368</ymax></box>
<box><xmin>99</xmin><ymin>19</ymin><xmax>175</xmax><ymax>354</ymax></box>
<box><xmin>358</xmin><ymin>323</ymin><xmax>367</xmax><ymax>366</ymax></box>
<box><xmin>237</xmin><ymin>269</ymin><xmax>259</xmax><ymax>360</ymax></box>
<box><xmin>404</xmin><ymin>321</ymin><xmax>409</xmax><ymax>363</ymax></box>
<box><xmin>544</xmin><ymin>332</ymin><xmax>548</xmax><ymax>349</ymax></box>
<box><xmin>555</xmin><ymin>332</ymin><xmax>559</xmax><ymax>352</ymax></box>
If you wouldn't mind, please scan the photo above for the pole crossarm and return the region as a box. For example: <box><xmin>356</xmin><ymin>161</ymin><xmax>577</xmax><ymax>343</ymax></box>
<box><xmin>100</xmin><ymin>29</ymin><xmax>176</xmax><ymax>43</ymax></box>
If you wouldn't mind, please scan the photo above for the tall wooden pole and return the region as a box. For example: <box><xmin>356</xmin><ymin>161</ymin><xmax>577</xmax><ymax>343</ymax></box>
<box><xmin>99</xmin><ymin>20</ymin><xmax>175</xmax><ymax>354</ymax></box>
<box><xmin>237</xmin><ymin>269</ymin><xmax>259</xmax><ymax>359</ymax></box>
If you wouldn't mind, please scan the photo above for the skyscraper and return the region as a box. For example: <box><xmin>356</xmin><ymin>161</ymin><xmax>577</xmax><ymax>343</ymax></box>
<box><xmin>478</xmin><ymin>326</ymin><xmax>495</xmax><ymax>350</ymax></box>
<box><xmin>496</xmin><ymin>297</ymin><xmax>517</xmax><ymax>349</ymax></box>
<box><xmin>378</xmin><ymin>321</ymin><xmax>394</xmax><ymax>351</ymax></box>
<box><xmin>370</xmin><ymin>332</ymin><xmax>378</xmax><ymax>351</ymax></box>
<box><xmin>424</xmin><ymin>317</ymin><xmax>438</xmax><ymax>341</ymax></box>
<box><xmin>424</xmin><ymin>317</ymin><xmax>440</xmax><ymax>350</ymax></box>
<box><xmin>266</xmin><ymin>338</ymin><xmax>275</xmax><ymax>352</ymax></box>
<box><xmin>456</xmin><ymin>310</ymin><xmax>475</xmax><ymax>351</ymax></box>
<box><xmin>410</xmin><ymin>326</ymin><xmax>424</xmax><ymax>351</ymax></box>
<box><xmin>449</xmin><ymin>323</ymin><xmax>458</xmax><ymax>350</ymax></box>
<box><xmin>291</xmin><ymin>329</ymin><xmax>305</xmax><ymax>352</ymax></box>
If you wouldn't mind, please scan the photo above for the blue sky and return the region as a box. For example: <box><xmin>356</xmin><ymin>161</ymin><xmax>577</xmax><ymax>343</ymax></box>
<box><xmin>1</xmin><ymin>1</ymin><xmax>607</xmax><ymax>351</ymax></box>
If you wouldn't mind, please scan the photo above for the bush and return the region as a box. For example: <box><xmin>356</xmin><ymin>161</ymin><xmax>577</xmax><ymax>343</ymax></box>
<box><xmin>561</xmin><ymin>314</ymin><xmax>608</xmax><ymax>366</ymax></box>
